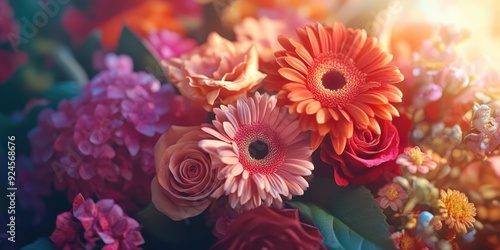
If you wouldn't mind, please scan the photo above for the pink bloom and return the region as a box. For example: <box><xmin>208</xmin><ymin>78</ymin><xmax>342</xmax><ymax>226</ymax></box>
<box><xmin>50</xmin><ymin>212</ymin><xmax>84</xmax><ymax>250</ymax></box>
<box><xmin>29</xmin><ymin>54</ymin><xmax>206</xmax><ymax>213</ymax></box>
<box><xmin>73</xmin><ymin>195</ymin><xmax>144</xmax><ymax>250</ymax></box>
<box><xmin>396</xmin><ymin>146</ymin><xmax>437</xmax><ymax>174</ymax></box>
<box><xmin>152</xmin><ymin>126</ymin><xmax>223</xmax><ymax>221</ymax></box>
<box><xmin>51</xmin><ymin>194</ymin><xmax>144</xmax><ymax>250</ymax></box>
<box><xmin>234</xmin><ymin>13</ymin><xmax>310</xmax><ymax>64</ymax></box>
<box><xmin>375</xmin><ymin>182</ymin><xmax>408</xmax><ymax>211</ymax></box>
<box><xmin>147</xmin><ymin>29</ymin><xmax>197</xmax><ymax>60</ymax></box>
<box><xmin>199</xmin><ymin>92</ymin><xmax>313</xmax><ymax>211</ymax></box>
<box><xmin>211</xmin><ymin>206</ymin><xmax>326</xmax><ymax>250</ymax></box>
<box><xmin>166</xmin><ymin>32</ymin><xmax>265</xmax><ymax>111</ymax></box>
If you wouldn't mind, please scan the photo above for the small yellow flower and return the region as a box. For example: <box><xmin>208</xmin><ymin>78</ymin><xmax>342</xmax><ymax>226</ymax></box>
<box><xmin>437</xmin><ymin>189</ymin><xmax>476</xmax><ymax>234</ymax></box>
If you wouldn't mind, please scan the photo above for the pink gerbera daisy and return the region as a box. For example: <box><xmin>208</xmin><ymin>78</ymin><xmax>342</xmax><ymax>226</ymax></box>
<box><xmin>199</xmin><ymin>92</ymin><xmax>313</xmax><ymax>211</ymax></box>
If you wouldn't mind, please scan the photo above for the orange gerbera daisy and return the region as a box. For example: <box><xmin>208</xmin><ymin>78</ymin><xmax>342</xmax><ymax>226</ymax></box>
<box><xmin>268</xmin><ymin>22</ymin><xmax>403</xmax><ymax>154</ymax></box>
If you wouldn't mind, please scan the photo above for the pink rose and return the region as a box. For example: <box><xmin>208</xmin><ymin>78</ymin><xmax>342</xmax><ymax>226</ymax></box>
<box><xmin>321</xmin><ymin>120</ymin><xmax>401</xmax><ymax>186</ymax></box>
<box><xmin>166</xmin><ymin>32</ymin><xmax>265</xmax><ymax>111</ymax></box>
<box><xmin>152</xmin><ymin>126</ymin><xmax>223</xmax><ymax>220</ymax></box>
<box><xmin>211</xmin><ymin>206</ymin><xmax>326</xmax><ymax>250</ymax></box>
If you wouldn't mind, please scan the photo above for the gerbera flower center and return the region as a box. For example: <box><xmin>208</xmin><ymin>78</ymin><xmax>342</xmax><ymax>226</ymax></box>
<box><xmin>307</xmin><ymin>52</ymin><xmax>365</xmax><ymax>108</ymax></box>
<box><xmin>385</xmin><ymin>186</ymin><xmax>399</xmax><ymax>201</ymax></box>
<box><xmin>234</xmin><ymin>124</ymin><xmax>286</xmax><ymax>175</ymax></box>
<box><xmin>321</xmin><ymin>70</ymin><xmax>346</xmax><ymax>91</ymax></box>
<box><xmin>248</xmin><ymin>140</ymin><xmax>269</xmax><ymax>160</ymax></box>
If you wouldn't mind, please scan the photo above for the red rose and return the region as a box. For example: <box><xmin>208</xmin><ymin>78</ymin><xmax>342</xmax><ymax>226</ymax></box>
<box><xmin>320</xmin><ymin>120</ymin><xmax>401</xmax><ymax>186</ymax></box>
<box><xmin>211</xmin><ymin>206</ymin><xmax>326</xmax><ymax>250</ymax></box>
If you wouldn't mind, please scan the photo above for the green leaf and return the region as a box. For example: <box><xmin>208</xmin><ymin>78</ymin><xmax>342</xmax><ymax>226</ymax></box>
<box><xmin>292</xmin><ymin>178</ymin><xmax>394</xmax><ymax>250</ymax></box>
<box><xmin>20</xmin><ymin>237</ymin><xmax>54</xmax><ymax>250</ymax></box>
<box><xmin>290</xmin><ymin>202</ymin><xmax>386</xmax><ymax>250</ymax></box>
<box><xmin>136</xmin><ymin>204</ymin><xmax>213</xmax><ymax>246</ymax></box>
<box><xmin>40</xmin><ymin>81</ymin><xmax>81</xmax><ymax>107</ymax></box>
<box><xmin>115</xmin><ymin>26</ymin><xmax>168</xmax><ymax>83</ymax></box>
<box><xmin>74</xmin><ymin>32</ymin><xmax>102</xmax><ymax>78</ymax></box>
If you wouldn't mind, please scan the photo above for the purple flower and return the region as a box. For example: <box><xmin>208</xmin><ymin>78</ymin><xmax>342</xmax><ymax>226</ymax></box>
<box><xmin>29</xmin><ymin>54</ymin><xmax>206</xmax><ymax>213</ymax></box>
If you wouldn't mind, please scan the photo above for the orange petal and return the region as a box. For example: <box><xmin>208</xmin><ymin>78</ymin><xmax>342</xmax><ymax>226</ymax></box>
<box><xmin>283</xmin><ymin>83</ymin><xmax>308</xmax><ymax>92</ymax></box>
<box><xmin>295</xmin><ymin>47</ymin><xmax>314</xmax><ymax>66</ymax></box>
<box><xmin>305</xmin><ymin>25</ymin><xmax>321</xmax><ymax>57</ymax></box>
<box><xmin>330</xmin><ymin>133</ymin><xmax>347</xmax><ymax>155</ymax></box>
<box><xmin>368</xmin><ymin>117</ymin><xmax>381</xmax><ymax>134</ymax></box>
<box><xmin>279</xmin><ymin>68</ymin><xmax>306</xmax><ymax>82</ymax></box>
<box><xmin>316</xmin><ymin>107</ymin><xmax>331</xmax><ymax>124</ymax></box>
<box><xmin>285</xmin><ymin>56</ymin><xmax>308</xmax><ymax>75</ymax></box>
<box><xmin>317</xmin><ymin>122</ymin><xmax>331</xmax><ymax>136</ymax></box>
<box><xmin>357</xmin><ymin>93</ymin><xmax>388</xmax><ymax>104</ymax></box>
<box><xmin>305</xmin><ymin>100</ymin><xmax>322</xmax><ymax>115</ymax></box>
<box><xmin>338</xmin><ymin>108</ymin><xmax>351</xmax><ymax>122</ymax></box>
<box><xmin>345</xmin><ymin>104</ymin><xmax>370</xmax><ymax>127</ymax></box>
<box><xmin>296</xmin><ymin>99</ymin><xmax>314</xmax><ymax>113</ymax></box>
<box><xmin>311</xmin><ymin>131</ymin><xmax>325</xmax><ymax>150</ymax></box>
<box><xmin>328</xmin><ymin>108</ymin><xmax>340</xmax><ymax>121</ymax></box>
<box><xmin>288</xmin><ymin>89</ymin><xmax>314</xmax><ymax>102</ymax></box>
<box><xmin>372</xmin><ymin>105</ymin><xmax>393</xmax><ymax>120</ymax></box>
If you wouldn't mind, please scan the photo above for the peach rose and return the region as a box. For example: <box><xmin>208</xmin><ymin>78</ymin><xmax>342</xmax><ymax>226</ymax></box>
<box><xmin>152</xmin><ymin>126</ymin><xmax>223</xmax><ymax>221</ymax></box>
<box><xmin>166</xmin><ymin>32</ymin><xmax>265</xmax><ymax>111</ymax></box>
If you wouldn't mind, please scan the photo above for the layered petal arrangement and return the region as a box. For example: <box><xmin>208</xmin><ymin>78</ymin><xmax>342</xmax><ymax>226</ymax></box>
<box><xmin>199</xmin><ymin>92</ymin><xmax>313</xmax><ymax>211</ymax></box>
<box><xmin>267</xmin><ymin>22</ymin><xmax>404</xmax><ymax>154</ymax></box>
<box><xmin>152</xmin><ymin>126</ymin><xmax>224</xmax><ymax>221</ymax></box>
<box><xmin>50</xmin><ymin>194</ymin><xmax>144</xmax><ymax>250</ymax></box>
<box><xmin>11</xmin><ymin>1</ymin><xmax>500</xmax><ymax>249</ymax></box>
<box><xmin>166</xmin><ymin>32</ymin><xmax>265</xmax><ymax>111</ymax></box>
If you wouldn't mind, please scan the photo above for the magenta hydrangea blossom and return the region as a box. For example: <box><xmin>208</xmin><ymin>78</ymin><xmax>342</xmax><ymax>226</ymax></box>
<box><xmin>29</xmin><ymin>54</ymin><xmax>206</xmax><ymax>212</ymax></box>
<box><xmin>50</xmin><ymin>194</ymin><xmax>144</xmax><ymax>250</ymax></box>
<box><xmin>147</xmin><ymin>29</ymin><xmax>197</xmax><ymax>60</ymax></box>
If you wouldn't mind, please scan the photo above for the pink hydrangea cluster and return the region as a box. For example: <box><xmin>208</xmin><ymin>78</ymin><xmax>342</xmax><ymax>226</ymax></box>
<box><xmin>0</xmin><ymin>0</ymin><xmax>28</xmax><ymax>83</ymax></box>
<box><xmin>29</xmin><ymin>54</ymin><xmax>206</xmax><ymax>212</ymax></box>
<box><xmin>147</xmin><ymin>29</ymin><xmax>197</xmax><ymax>60</ymax></box>
<box><xmin>50</xmin><ymin>193</ymin><xmax>144</xmax><ymax>250</ymax></box>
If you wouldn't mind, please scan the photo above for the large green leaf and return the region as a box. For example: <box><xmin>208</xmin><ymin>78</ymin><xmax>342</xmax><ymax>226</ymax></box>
<box><xmin>115</xmin><ymin>26</ymin><xmax>168</xmax><ymax>83</ymax></box>
<box><xmin>290</xmin><ymin>202</ymin><xmax>385</xmax><ymax>250</ymax></box>
<box><xmin>292</xmin><ymin>178</ymin><xmax>394</xmax><ymax>250</ymax></box>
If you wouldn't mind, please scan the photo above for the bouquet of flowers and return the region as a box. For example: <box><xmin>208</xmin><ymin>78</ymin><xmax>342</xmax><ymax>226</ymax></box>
<box><xmin>1</xmin><ymin>0</ymin><xmax>499</xmax><ymax>249</ymax></box>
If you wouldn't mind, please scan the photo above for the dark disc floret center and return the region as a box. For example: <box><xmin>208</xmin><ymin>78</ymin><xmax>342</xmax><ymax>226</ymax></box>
<box><xmin>321</xmin><ymin>70</ymin><xmax>346</xmax><ymax>91</ymax></box>
<box><xmin>248</xmin><ymin>140</ymin><xmax>269</xmax><ymax>160</ymax></box>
